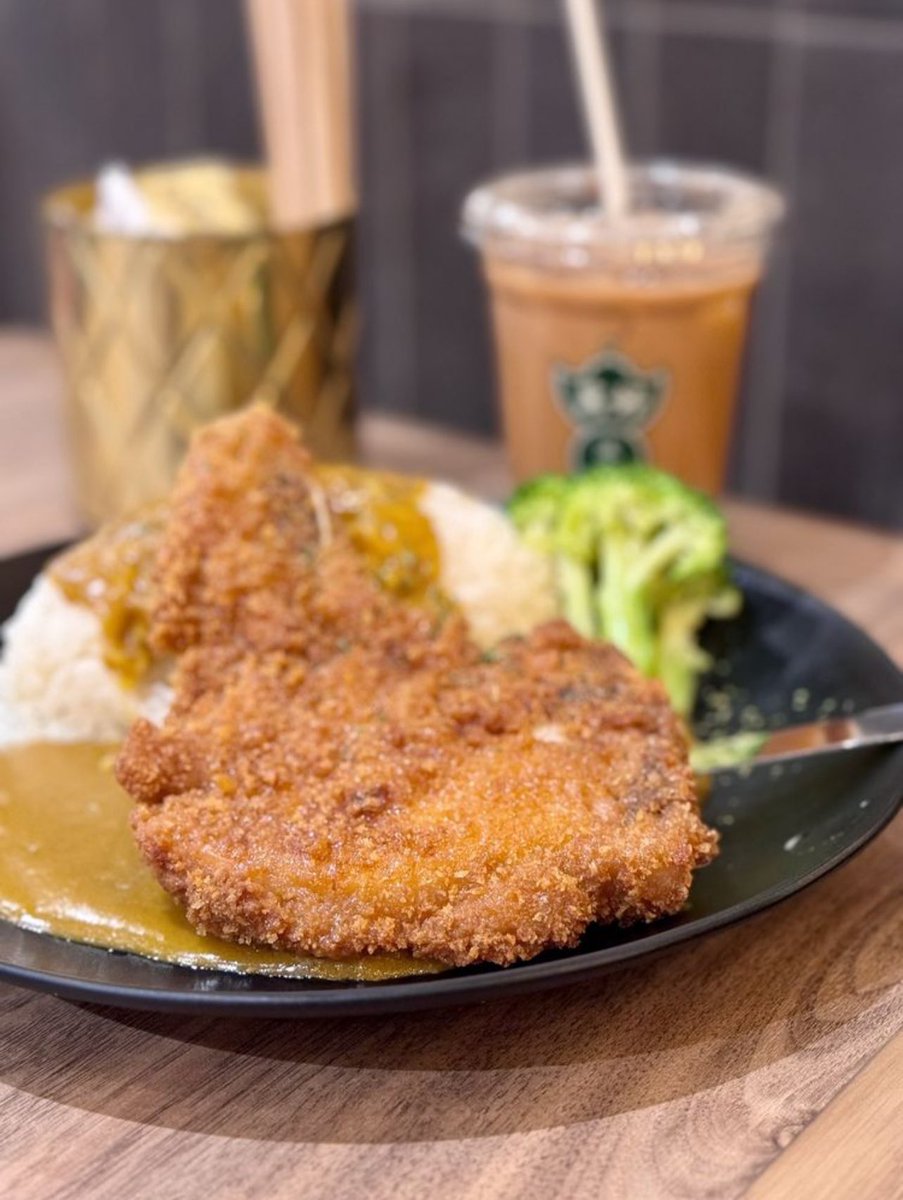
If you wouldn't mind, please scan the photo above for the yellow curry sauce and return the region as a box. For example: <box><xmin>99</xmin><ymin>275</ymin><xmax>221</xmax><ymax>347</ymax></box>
<box><xmin>49</xmin><ymin>466</ymin><xmax>442</xmax><ymax>687</ymax></box>
<box><xmin>0</xmin><ymin>742</ymin><xmax>441</xmax><ymax>980</ymax></box>
<box><xmin>10</xmin><ymin>466</ymin><xmax>449</xmax><ymax>976</ymax></box>
<box><xmin>50</xmin><ymin>502</ymin><xmax>167</xmax><ymax>686</ymax></box>
<box><xmin>316</xmin><ymin>464</ymin><xmax>440</xmax><ymax>602</ymax></box>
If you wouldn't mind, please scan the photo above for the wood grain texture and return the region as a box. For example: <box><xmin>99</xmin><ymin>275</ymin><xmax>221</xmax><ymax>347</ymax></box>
<box><xmin>0</xmin><ymin>331</ymin><xmax>900</xmax><ymax>1200</ymax></box>
<box><xmin>746</xmin><ymin>1033</ymin><xmax>903</xmax><ymax>1200</ymax></box>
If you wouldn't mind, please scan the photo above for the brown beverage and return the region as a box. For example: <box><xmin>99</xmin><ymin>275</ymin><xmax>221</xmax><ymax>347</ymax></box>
<box><xmin>464</xmin><ymin>163</ymin><xmax>783</xmax><ymax>493</ymax></box>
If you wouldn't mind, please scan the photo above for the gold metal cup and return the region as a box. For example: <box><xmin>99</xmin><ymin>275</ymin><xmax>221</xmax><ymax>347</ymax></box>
<box><xmin>43</xmin><ymin>167</ymin><xmax>356</xmax><ymax>525</ymax></box>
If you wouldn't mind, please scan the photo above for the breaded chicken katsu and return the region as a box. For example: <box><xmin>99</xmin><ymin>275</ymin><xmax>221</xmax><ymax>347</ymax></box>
<box><xmin>115</xmin><ymin>409</ymin><xmax>717</xmax><ymax>968</ymax></box>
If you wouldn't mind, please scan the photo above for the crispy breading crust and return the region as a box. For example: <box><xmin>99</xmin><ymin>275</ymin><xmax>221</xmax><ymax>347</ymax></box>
<box><xmin>116</xmin><ymin>408</ymin><xmax>717</xmax><ymax>967</ymax></box>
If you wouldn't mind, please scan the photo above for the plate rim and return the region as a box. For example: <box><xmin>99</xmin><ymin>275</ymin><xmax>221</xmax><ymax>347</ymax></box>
<box><xmin>0</xmin><ymin>549</ymin><xmax>901</xmax><ymax>1017</ymax></box>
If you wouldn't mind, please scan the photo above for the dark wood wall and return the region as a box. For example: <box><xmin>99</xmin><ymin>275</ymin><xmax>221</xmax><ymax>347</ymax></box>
<box><xmin>1</xmin><ymin>0</ymin><xmax>901</xmax><ymax>527</ymax></box>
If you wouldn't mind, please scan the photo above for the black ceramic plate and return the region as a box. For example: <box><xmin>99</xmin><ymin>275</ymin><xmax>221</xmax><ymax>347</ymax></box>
<box><xmin>0</xmin><ymin>546</ymin><xmax>901</xmax><ymax>1017</ymax></box>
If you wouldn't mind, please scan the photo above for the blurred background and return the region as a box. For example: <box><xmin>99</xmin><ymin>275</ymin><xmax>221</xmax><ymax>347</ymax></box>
<box><xmin>0</xmin><ymin>0</ymin><xmax>900</xmax><ymax>527</ymax></box>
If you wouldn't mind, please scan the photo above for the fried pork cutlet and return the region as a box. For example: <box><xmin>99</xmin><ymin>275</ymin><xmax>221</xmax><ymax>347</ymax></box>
<box><xmin>116</xmin><ymin>408</ymin><xmax>717</xmax><ymax>968</ymax></box>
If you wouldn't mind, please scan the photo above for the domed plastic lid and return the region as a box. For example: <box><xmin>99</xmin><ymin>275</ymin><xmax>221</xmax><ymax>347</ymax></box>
<box><xmin>462</xmin><ymin>160</ymin><xmax>784</xmax><ymax>273</ymax></box>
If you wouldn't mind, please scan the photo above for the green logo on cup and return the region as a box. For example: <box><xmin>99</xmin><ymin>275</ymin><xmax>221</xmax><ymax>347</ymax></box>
<box><xmin>554</xmin><ymin>349</ymin><xmax>667</xmax><ymax>471</ymax></box>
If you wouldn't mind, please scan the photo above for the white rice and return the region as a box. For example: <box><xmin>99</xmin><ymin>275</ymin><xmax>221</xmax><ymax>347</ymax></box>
<box><xmin>0</xmin><ymin>577</ymin><xmax>171</xmax><ymax>747</ymax></box>
<box><xmin>0</xmin><ymin>484</ymin><xmax>556</xmax><ymax>747</ymax></box>
<box><xmin>420</xmin><ymin>483</ymin><xmax>557</xmax><ymax>648</ymax></box>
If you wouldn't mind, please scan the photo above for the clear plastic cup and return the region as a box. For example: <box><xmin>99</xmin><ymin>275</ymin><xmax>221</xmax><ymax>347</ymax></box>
<box><xmin>463</xmin><ymin>161</ymin><xmax>784</xmax><ymax>492</ymax></box>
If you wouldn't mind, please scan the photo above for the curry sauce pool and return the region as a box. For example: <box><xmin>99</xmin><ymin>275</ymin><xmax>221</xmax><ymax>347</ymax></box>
<box><xmin>0</xmin><ymin>742</ymin><xmax>442</xmax><ymax>981</ymax></box>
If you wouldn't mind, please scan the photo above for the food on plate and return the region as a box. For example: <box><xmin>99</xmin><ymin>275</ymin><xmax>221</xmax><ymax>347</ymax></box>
<box><xmin>0</xmin><ymin>453</ymin><xmax>555</xmax><ymax>747</ymax></box>
<box><xmin>508</xmin><ymin>463</ymin><xmax>739</xmax><ymax>716</ymax></box>
<box><xmin>0</xmin><ymin>407</ymin><xmax>720</xmax><ymax>974</ymax></box>
<box><xmin>112</xmin><ymin>408</ymin><xmax>716</xmax><ymax>967</ymax></box>
<box><xmin>0</xmin><ymin>740</ymin><xmax>442</xmax><ymax>980</ymax></box>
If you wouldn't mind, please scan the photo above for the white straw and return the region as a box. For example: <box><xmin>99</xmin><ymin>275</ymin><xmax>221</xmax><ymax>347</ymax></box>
<box><xmin>563</xmin><ymin>0</ymin><xmax>629</xmax><ymax>219</ymax></box>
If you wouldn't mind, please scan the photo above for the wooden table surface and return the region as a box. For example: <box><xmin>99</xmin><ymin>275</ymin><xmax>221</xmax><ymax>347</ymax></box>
<box><xmin>0</xmin><ymin>330</ymin><xmax>901</xmax><ymax>1200</ymax></box>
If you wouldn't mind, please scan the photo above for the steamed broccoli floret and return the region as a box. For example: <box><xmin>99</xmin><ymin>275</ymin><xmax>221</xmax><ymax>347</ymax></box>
<box><xmin>507</xmin><ymin>462</ymin><xmax>737</xmax><ymax>716</ymax></box>
<box><xmin>559</xmin><ymin>465</ymin><xmax>730</xmax><ymax>684</ymax></box>
<box><xmin>509</xmin><ymin>474</ymin><xmax>594</xmax><ymax>636</ymax></box>
<box><xmin>507</xmin><ymin>474</ymin><xmax>569</xmax><ymax>555</ymax></box>
<box><xmin>656</xmin><ymin>572</ymin><xmax>740</xmax><ymax>716</ymax></box>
